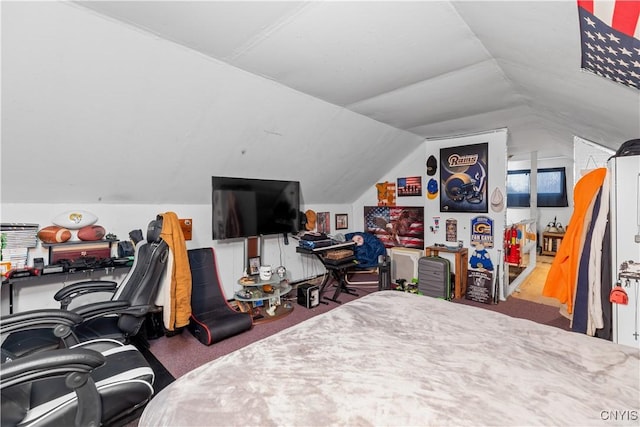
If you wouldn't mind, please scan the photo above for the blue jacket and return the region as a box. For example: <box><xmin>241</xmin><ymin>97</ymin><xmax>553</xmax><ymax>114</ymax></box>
<box><xmin>345</xmin><ymin>232</ymin><xmax>387</xmax><ymax>268</ymax></box>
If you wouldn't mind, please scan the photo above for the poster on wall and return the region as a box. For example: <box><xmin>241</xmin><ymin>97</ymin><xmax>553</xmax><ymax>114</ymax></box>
<box><xmin>470</xmin><ymin>216</ymin><xmax>495</xmax><ymax>271</ymax></box>
<box><xmin>466</xmin><ymin>269</ymin><xmax>493</xmax><ymax>304</ymax></box>
<box><xmin>445</xmin><ymin>218</ymin><xmax>457</xmax><ymax>242</ymax></box>
<box><xmin>440</xmin><ymin>143</ymin><xmax>488</xmax><ymax>213</ymax></box>
<box><xmin>316</xmin><ymin>212</ymin><xmax>330</xmax><ymax>234</ymax></box>
<box><xmin>429</xmin><ymin>216</ymin><xmax>440</xmax><ymax>234</ymax></box>
<box><xmin>364</xmin><ymin>206</ymin><xmax>424</xmax><ymax>249</ymax></box>
<box><xmin>375</xmin><ymin>181</ymin><xmax>396</xmax><ymax>206</ymax></box>
<box><xmin>397</xmin><ymin>176</ymin><xmax>422</xmax><ymax>197</ymax></box>
<box><xmin>470</xmin><ymin>216</ymin><xmax>494</xmax><ymax>249</ymax></box>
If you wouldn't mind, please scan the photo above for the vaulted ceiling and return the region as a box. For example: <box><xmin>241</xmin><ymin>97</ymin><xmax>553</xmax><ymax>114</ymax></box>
<box><xmin>72</xmin><ymin>0</ymin><xmax>639</xmax><ymax>158</ymax></box>
<box><xmin>2</xmin><ymin>1</ymin><xmax>638</xmax><ymax>205</ymax></box>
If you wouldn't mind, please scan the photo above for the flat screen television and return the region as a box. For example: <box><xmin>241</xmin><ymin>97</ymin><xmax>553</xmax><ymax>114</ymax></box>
<box><xmin>212</xmin><ymin>176</ymin><xmax>301</xmax><ymax>240</ymax></box>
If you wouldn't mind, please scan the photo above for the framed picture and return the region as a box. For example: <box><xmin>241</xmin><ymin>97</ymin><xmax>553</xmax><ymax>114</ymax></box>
<box><xmin>397</xmin><ymin>176</ymin><xmax>422</xmax><ymax>197</ymax></box>
<box><xmin>440</xmin><ymin>142</ymin><xmax>489</xmax><ymax>213</ymax></box>
<box><xmin>363</xmin><ymin>206</ymin><xmax>424</xmax><ymax>249</ymax></box>
<box><xmin>317</xmin><ymin>212</ymin><xmax>330</xmax><ymax>234</ymax></box>
<box><xmin>335</xmin><ymin>213</ymin><xmax>348</xmax><ymax>230</ymax></box>
<box><xmin>248</xmin><ymin>256</ymin><xmax>261</xmax><ymax>276</ymax></box>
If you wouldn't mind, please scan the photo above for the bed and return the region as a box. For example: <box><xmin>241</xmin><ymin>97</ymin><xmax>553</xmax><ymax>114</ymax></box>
<box><xmin>139</xmin><ymin>291</ymin><xmax>639</xmax><ymax>426</ymax></box>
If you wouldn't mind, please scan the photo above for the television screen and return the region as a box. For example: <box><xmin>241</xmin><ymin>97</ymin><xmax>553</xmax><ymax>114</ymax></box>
<box><xmin>212</xmin><ymin>176</ymin><xmax>300</xmax><ymax>240</ymax></box>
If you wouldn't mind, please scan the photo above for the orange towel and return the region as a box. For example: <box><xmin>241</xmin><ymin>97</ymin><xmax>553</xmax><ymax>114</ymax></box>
<box><xmin>542</xmin><ymin>168</ymin><xmax>606</xmax><ymax>314</ymax></box>
<box><xmin>159</xmin><ymin>211</ymin><xmax>192</xmax><ymax>329</ymax></box>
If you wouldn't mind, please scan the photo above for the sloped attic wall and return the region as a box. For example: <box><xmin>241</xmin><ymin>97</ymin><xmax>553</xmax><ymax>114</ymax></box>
<box><xmin>1</xmin><ymin>1</ymin><xmax>423</xmax><ymax>206</ymax></box>
<box><xmin>0</xmin><ymin>1</ymin><xmax>427</xmax><ymax>305</ymax></box>
<box><xmin>71</xmin><ymin>0</ymin><xmax>640</xmax><ymax>162</ymax></box>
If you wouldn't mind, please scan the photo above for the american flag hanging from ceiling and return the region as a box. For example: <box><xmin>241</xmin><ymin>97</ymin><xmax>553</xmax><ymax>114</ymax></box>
<box><xmin>577</xmin><ymin>0</ymin><xmax>640</xmax><ymax>89</ymax></box>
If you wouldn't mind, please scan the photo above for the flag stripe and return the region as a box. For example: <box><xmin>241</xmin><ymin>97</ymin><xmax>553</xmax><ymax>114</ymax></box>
<box><xmin>577</xmin><ymin>0</ymin><xmax>594</xmax><ymax>14</ymax></box>
<box><xmin>593</xmin><ymin>0</ymin><xmax>616</xmax><ymax>27</ymax></box>
<box><xmin>612</xmin><ymin>0</ymin><xmax>640</xmax><ymax>38</ymax></box>
<box><xmin>579</xmin><ymin>0</ymin><xmax>640</xmax><ymax>37</ymax></box>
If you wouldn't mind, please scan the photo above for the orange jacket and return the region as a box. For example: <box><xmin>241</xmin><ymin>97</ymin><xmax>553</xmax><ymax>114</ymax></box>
<box><xmin>159</xmin><ymin>211</ymin><xmax>192</xmax><ymax>329</ymax></box>
<box><xmin>542</xmin><ymin>168</ymin><xmax>607</xmax><ymax>314</ymax></box>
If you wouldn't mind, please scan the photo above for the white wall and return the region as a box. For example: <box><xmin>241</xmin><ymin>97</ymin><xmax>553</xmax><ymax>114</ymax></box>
<box><xmin>0</xmin><ymin>201</ymin><xmax>352</xmax><ymax>312</ymax></box>
<box><xmin>0</xmin><ymin>0</ymin><xmax>582</xmax><ymax>313</ymax></box>
<box><xmin>3</xmin><ymin>129</ymin><xmax>570</xmax><ymax>312</ymax></box>
<box><xmin>2</xmin><ymin>1</ymin><xmax>414</xmax><ymax>312</ymax></box>
<box><xmin>2</xmin><ymin>1</ymin><xmax>422</xmax><ymax>207</ymax></box>
<box><xmin>352</xmin><ymin>144</ymin><xmax>427</xmax><ymax>229</ymax></box>
<box><xmin>573</xmin><ymin>136</ymin><xmax>615</xmax><ymax>186</ymax></box>
<box><xmin>423</xmin><ymin>130</ymin><xmax>509</xmax><ymax>297</ymax></box>
<box><xmin>353</xmin><ymin>129</ymin><xmax>509</xmax><ymax>298</ymax></box>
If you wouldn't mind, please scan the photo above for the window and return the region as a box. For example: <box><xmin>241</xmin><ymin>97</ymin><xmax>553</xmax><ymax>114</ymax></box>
<box><xmin>507</xmin><ymin>169</ymin><xmax>531</xmax><ymax>207</ymax></box>
<box><xmin>507</xmin><ymin>167</ymin><xmax>568</xmax><ymax>208</ymax></box>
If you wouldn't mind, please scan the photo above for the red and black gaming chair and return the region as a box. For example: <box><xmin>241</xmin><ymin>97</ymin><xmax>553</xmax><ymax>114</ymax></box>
<box><xmin>187</xmin><ymin>247</ymin><xmax>253</xmax><ymax>345</ymax></box>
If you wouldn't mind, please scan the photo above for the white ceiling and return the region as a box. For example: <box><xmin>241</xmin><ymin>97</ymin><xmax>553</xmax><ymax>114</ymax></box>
<box><xmin>2</xmin><ymin>1</ymin><xmax>638</xmax><ymax>206</ymax></box>
<box><xmin>74</xmin><ymin>0</ymin><xmax>639</xmax><ymax>159</ymax></box>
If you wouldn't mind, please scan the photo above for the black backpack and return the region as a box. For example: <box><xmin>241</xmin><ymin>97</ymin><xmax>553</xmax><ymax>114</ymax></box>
<box><xmin>614</xmin><ymin>139</ymin><xmax>640</xmax><ymax>157</ymax></box>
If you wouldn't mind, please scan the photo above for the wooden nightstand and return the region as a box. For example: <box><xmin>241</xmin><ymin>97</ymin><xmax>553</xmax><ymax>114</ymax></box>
<box><xmin>424</xmin><ymin>246</ymin><xmax>468</xmax><ymax>299</ymax></box>
<box><xmin>541</xmin><ymin>232</ymin><xmax>564</xmax><ymax>256</ymax></box>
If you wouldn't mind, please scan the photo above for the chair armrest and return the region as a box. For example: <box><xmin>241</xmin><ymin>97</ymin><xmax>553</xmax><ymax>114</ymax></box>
<box><xmin>0</xmin><ymin>309</ymin><xmax>84</xmax><ymax>335</ymax></box>
<box><xmin>1</xmin><ymin>348</ymin><xmax>105</xmax><ymax>427</ymax></box>
<box><xmin>73</xmin><ymin>302</ymin><xmax>155</xmax><ymax>325</ymax></box>
<box><xmin>0</xmin><ymin>348</ymin><xmax>105</xmax><ymax>388</ymax></box>
<box><xmin>1</xmin><ymin>309</ymin><xmax>85</xmax><ymax>349</ymax></box>
<box><xmin>73</xmin><ymin>301</ymin><xmax>131</xmax><ymax>321</ymax></box>
<box><xmin>122</xmin><ymin>304</ymin><xmax>155</xmax><ymax>317</ymax></box>
<box><xmin>54</xmin><ymin>280</ymin><xmax>118</xmax><ymax>309</ymax></box>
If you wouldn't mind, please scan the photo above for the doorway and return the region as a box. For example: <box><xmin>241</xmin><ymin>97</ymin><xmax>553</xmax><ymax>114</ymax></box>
<box><xmin>510</xmin><ymin>255</ymin><xmax>560</xmax><ymax>307</ymax></box>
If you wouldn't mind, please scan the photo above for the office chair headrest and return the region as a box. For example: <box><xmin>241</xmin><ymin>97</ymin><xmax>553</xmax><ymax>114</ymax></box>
<box><xmin>129</xmin><ymin>229</ymin><xmax>144</xmax><ymax>245</ymax></box>
<box><xmin>147</xmin><ymin>217</ymin><xmax>164</xmax><ymax>243</ymax></box>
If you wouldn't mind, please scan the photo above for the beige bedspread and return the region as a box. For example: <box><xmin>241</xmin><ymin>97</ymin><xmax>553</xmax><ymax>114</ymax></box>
<box><xmin>140</xmin><ymin>291</ymin><xmax>639</xmax><ymax>426</ymax></box>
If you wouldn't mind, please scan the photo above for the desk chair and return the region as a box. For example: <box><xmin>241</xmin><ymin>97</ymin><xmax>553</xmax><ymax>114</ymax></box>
<box><xmin>343</xmin><ymin>232</ymin><xmax>390</xmax><ymax>290</ymax></box>
<box><xmin>1</xmin><ymin>219</ymin><xmax>169</xmax><ymax>359</ymax></box>
<box><xmin>344</xmin><ymin>255</ymin><xmax>391</xmax><ymax>290</ymax></box>
<box><xmin>1</xmin><ymin>340</ymin><xmax>154</xmax><ymax>427</ymax></box>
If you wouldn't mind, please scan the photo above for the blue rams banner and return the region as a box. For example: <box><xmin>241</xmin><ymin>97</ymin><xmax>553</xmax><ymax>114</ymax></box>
<box><xmin>439</xmin><ymin>142</ymin><xmax>488</xmax><ymax>213</ymax></box>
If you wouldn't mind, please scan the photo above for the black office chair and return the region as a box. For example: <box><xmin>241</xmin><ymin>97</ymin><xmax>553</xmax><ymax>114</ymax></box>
<box><xmin>1</xmin><ymin>340</ymin><xmax>155</xmax><ymax>427</ymax></box>
<box><xmin>187</xmin><ymin>247</ymin><xmax>253</xmax><ymax>345</ymax></box>
<box><xmin>1</xmin><ymin>219</ymin><xmax>170</xmax><ymax>359</ymax></box>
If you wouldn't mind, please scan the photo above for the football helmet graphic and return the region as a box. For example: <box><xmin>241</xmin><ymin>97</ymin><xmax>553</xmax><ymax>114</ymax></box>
<box><xmin>444</xmin><ymin>161</ymin><xmax>486</xmax><ymax>204</ymax></box>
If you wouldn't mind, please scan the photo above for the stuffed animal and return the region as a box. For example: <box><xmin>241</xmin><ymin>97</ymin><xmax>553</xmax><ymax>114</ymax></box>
<box><xmin>470</xmin><ymin>242</ymin><xmax>494</xmax><ymax>271</ymax></box>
